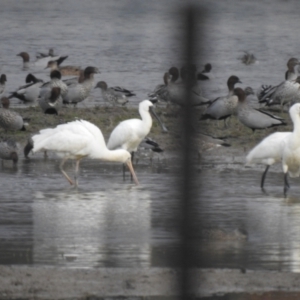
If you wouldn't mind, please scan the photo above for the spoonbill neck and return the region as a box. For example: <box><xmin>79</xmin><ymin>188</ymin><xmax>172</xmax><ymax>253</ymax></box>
<box><xmin>291</xmin><ymin>113</ymin><xmax>300</xmax><ymax>134</ymax></box>
<box><xmin>94</xmin><ymin>148</ymin><xmax>130</xmax><ymax>163</ymax></box>
<box><xmin>139</xmin><ymin>107</ymin><xmax>153</xmax><ymax>128</ymax></box>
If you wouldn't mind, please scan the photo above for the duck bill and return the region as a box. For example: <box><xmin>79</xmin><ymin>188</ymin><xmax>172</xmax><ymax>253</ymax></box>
<box><xmin>149</xmin><ymin>106</ymin><xmax>168</xmax><ymax>132</ymax></box>
<box><xmin>126</xmin><ymin>159</ymin><xmax>139</xmax><ymax>185</ymax></box>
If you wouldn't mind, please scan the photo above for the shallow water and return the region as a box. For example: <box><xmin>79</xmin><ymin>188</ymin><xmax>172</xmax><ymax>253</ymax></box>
<box><xmin>1</xmin><ymin>0</ymin><xmax>300</xmax><ymax>272</ymax></box>
<box><xmin>2</xmin><ymin>153</ymin><xmax>300</xmax><ymax>271</ymax></box>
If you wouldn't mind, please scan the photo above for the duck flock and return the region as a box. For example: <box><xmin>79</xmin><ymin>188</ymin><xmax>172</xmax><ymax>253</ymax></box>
<box><xmin>149</xmin><ymin>54</ymin><xmax>300</xmax><ymax>196</ymax></box>
<box><xmin>0</xmin><ymin>49</ymin><xmax>172</xmax><ymax>187</ymax></box>
<box><xmin>0</xmin><ymin>49</ymin><xmax>300</xmax><ymax>194</ymax></box>
<box><xmin>195</xmin><ymin>56</ymin><xmax>300</xmax><ymax>196</ymax></box>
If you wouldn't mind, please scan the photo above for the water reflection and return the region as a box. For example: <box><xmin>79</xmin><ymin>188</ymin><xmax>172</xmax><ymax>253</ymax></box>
<box><xmin>32</xmin><ymin>183</ymin><xmax>153</xmax><ymax>267</ymax></box>
<box><xmin>1</xmin><ymin>0</ymin><xmax>300</xmax><ymax>271</ymax></box>
<box><xmin>3</xmin><ymin>155</ymin><xmax>300</xmax><ymax>270</ymax></box>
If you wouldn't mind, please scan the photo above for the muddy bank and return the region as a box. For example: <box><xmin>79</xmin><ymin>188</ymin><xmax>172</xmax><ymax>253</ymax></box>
<box><xmin>7</xmin><ymin>105</ymin><xmax>292</xmax><ymax>167</ymax></box>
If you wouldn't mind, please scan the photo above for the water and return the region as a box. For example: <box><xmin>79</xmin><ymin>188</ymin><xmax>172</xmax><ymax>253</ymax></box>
<box><xmin>1</xmin><ymin>0</ymin><xmax>300</xmax><ymax>272</ymax></box>
<box><xmin>2</xmin><ymin>0</ymin><xmax>300</xmax><ymax>108</ymax></box>
<box><xmin>2</xmin><ymin>152</ymin><xmax>300</xmax><ymax>271</ymax></box>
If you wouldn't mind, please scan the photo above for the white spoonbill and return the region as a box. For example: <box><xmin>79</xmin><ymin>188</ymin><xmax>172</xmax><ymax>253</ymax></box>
<box><xmin>282</xmin><ymin>103</ymin><xmax>300</xmax><ymax>196</ymax></box>
<box><xmin>246</xmin><ymin>131</ymin><xmax>290</xmax><ymax>189</ymax></box>
<box><xmin>107</xmin><ymin>100</ymin><xmax>167</xmax><ymax>175</ymax></box>
<box><xmin>32</xmin><ymin>119</ymin><xmax>139</xmax><ymax>187</ymax></box>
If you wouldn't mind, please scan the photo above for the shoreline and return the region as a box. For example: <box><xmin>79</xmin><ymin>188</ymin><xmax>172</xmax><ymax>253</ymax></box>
<box><xmin>6</xmin><ymin>105</ymin><xmax>293</xmax><ymax>165</ymax></box>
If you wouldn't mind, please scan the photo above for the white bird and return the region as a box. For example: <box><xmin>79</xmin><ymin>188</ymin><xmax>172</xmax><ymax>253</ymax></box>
<box><xmin>246</xmin><ymin>131</ymin><xmax>290</xmax><ymax>189</ymax></box>
<box><xmin>107</xmin><ymin>100</ymin><xmax>167</xmax><ymax>175</ymax></box>
<box><xmin>32</xmin><ymin>119</ymin><xmax>139</xmax><ymax>187</ymax></box>
<box><xmin>282</xmin><ymin>103</ymin><xmax>300</xmax><ymax>196</ymax></box>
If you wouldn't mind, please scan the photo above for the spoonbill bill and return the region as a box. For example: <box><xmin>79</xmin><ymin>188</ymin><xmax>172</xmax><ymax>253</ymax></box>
<box><xmin>32</xmin><ymin>119</ymin><xmax>139</xmax><ymax>187</ymax></box>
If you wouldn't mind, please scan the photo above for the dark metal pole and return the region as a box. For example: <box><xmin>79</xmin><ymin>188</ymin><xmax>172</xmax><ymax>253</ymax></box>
<box><xmin>180</xmin><ymin>5</ymin><xmax>204</xmax><ymax>299</ymax></box>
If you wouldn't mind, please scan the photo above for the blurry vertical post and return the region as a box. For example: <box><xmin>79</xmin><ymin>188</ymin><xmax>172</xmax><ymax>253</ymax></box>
<box><xmin>179</xmin><ymin>4</ymin><xmax>204</xmax><ymax>299</ymax></box>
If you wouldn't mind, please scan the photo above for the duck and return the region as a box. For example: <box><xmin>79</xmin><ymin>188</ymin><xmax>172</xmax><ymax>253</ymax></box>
<box><xmin>38</xmin><ymin>87</ymin><xmax>62</xmax><ymax>115</ymax></box>
<box><xmin>45</xmin><ymin>60</ymin><xmax>82</xmax><ymax>76</ymax></box>
<box><xmin>40</xmin><ymin>70</ymin><xmax>68</xmax><ymax>98</ymax></box>
<box><xmin>135</xmin><ymin>137</ymin><xmax>164</xmax><ymax>165</ymax></box>
<box><xmin>244</xmin><ymin>86</ymin><xmax>260</xmax><ymax>109</ymax></box>
<box><xmin>199</xmin><ymin>75</ymin><xmax>242</xmax><ymax>125</ymax></box>
<box><xmin>285</xmin><ymin>57</ymin><xmax>300</xmax><ymax>80</ymax></box>
<box><xmin>167</xmin><ymin>66</ymin><xmax>208</xmax><ymax>106</ymax></box>
<box><xmin>258</xmin><ymin>58</ymin><xmax>300</xmax><ymax>110</ymax></box>
<box><xmin>148</xmin><ymin>72</ymin><xmax>171</xmax><ymax>103</ymax></box>
<box><xmin>17</xmin><ymin>51</ymin><xmax>68</xmax><ymax>70</ymax></box>
<box><xmin>0</xmin><ymin>74</ymin><xmax>7</xmax><ymax>95</ymax></box>
<box><xmin>197</xmin><ymin>63</ymin><xmax>212</xmax><ymax>80</ymax></box>
<box><xmin>282</xmin><ymin>103</ymin><xmax>300</xmax><ymax>196</ymax></box>
<box><xmin>260</xmin><ymin>76</ymin><xmax>300</xmax><ymax>111</ymax></box>
<box><xmin>198</xmin><ymin>132</ymin><xmax>231</xmax><ymax>150</ymax></box>
<box><xmin>36</xmin><ymin>48</ymin><xmax>55</xmax><ymax>59</ymax></box>
<box><xmin>94</xmin><ymin>81</ymin><xmax>134</xmax><ymax>106</ymax></box>
<box><xmin>180</xmin><ymin>64</ymin><xmax>207</xmax><ymax>98</ymax></box>
<box><xmin>141</xmin><ymin>137</ymin><xmax>164</xmax><ymax>153</ymax></box>
<box><xmin>0</xmin><ymin>97</ymin><xmax>26</xmax><ymax>131</ymax></box>
<box><xmin>235</xmin><ymin>87</ymin><xmax>286</xmax><ymax>132</ymax></box>
<box><xmin>0</xmin><ymin>137</ymin><xmax>19</xmax><ymax>165</ymax></box>
<box><xmin>62</xmin><ymin>66</ymin><xmax>99</xmax><ymax>106</ymax></box>
<box><xmin>239</xmin><ymin>51</ymin><xmax>256</xmax><ymax>65</ymax></box>
<box><xmin>9</xmin><ymin>73</ymin><xmax>44</xmax><ymax>104</ymax></box>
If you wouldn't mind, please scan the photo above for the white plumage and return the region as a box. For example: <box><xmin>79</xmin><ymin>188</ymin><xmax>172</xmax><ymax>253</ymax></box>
<box><xmin>32</xmin><ymin>119</ymin><xmax>139</xmax><ymax>187</ymax></box>
<box><xmin>246</xmin><ymin>131</ymin><xmax>290</xmax><ymax>189</ymax></box>
<box><xmin>107</xmin><ymin>100</ymin><xmax>166</xmax><ymax>154</ymax></box>
<box><xmin>107</xmin><ymin>100</ymin><xmax>167</xmax><ymax>179</ymax></box>
<box><xmin>282</xmin><ymin>103</ymin><xmax>300</xmax><ymax>195</ymax></box>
